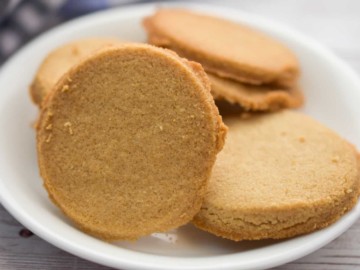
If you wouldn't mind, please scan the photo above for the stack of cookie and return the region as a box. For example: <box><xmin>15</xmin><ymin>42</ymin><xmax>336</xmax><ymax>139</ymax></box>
<box><xmin>193</xmin><ymin>111</ymin><xmax>360</xmax><ymax>240</ymax></box>
<box><xmin>143</xmin><ymin>9</ymin><xmax>303</xmax><ymax>111</ymax></box>
<box><xmin>143</xmin><ymin>11</ymin><xmax>359</xmax><ymax>239</ymax></box>
<box><xmin>29</xmin><ymin>8</ymin><xmax>360</xmax><ymax>243</ymax></box>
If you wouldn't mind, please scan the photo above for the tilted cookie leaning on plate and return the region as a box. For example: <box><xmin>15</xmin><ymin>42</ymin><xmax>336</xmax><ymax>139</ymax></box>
<box><xmin>29</xmin><ymin>9</ymin><xmax>360</xmax><ymax>242</ymax></box>
<box><xmin>35</xmin><ymin>42</ymin><xmax>226</xmax><ymax>240</ymax></box>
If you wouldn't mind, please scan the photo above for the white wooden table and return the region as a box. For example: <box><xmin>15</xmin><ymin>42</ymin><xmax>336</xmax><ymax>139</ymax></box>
<box><xmin>1</xmin><ymin>0</ymin><xmax>359</xmax><ymax>269</ymax></box>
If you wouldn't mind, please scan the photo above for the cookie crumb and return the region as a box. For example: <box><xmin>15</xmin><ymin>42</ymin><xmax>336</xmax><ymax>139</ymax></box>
<box><xmin>44</xmin><ymin>112</ymin><xmax>53</xmax><ymax>128</ymax></box>
<box><xmin>46</xmin><ymin>134</ymin><xmax>52</xmax><ymax>143</ymax></box>
<box><xmin>332</xmin><ymin>156</ymin><xmax>340</xmax><ymax>163</ymax></box>
<box><xmin>346</xmin><ymin>189</ymin><xmax>353</xmax><ymax>194</ymax></box>
<box><xmin>45</xmin><ymin>124</ymin><xmax>53</xmax><ymax>130</ymax></box>
<box><xmin>64</xmin><ymin>122</ymin><xmax>73</xmax><ymax>135</ymax></box>
<box><xmin>61</xmin><ymin>85</ymin><xmax>70</xmax><ymax>92</ymax></box>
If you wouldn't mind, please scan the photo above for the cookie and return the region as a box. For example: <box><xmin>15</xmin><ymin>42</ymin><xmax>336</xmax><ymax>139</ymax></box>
<box><xmin>30</xmin><ymin>38</ymin><xmax>122</xmax><ymax>107</ymax></box>
<box><xmin>209</xmin><ymin>74</ymin><xmax>304</xmax><ymax>111</ymax></box>
<box><xmin>193</xmin><ymin>110</ymin><xmax>360</xmax><ymax>241</ymax></box>
<box><xmin>37</xmin><ymin>43</ymin><xmax>227</xmax><ymax>240</ymax></box>
<box><xmin>143</xmin><ymin>9</ymin><xmax>299</xmax><ymax>87</ymax></box>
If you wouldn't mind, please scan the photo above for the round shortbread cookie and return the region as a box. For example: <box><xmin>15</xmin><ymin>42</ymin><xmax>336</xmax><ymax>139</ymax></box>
<box><xmin>143</xmin><ymin>9</ymin><xmax>299</xmax><ymax>87</ymax></box>
<box><xmin>209</xmin><ymin>74</ymin><xmax>304</xmax><ymax>111</ymax></box>
<box><xmin>37</xmin><ymin>43</ymin><xmax>227</xmax><ymax>240</ymax></box>
<box><xmin>30</xmin><ymin>38</ymin><xmax>122</xmax><ymax>106</ymax></box>
<box><xmin>193</xmin><ymin>110</ymin><xmax>360</xmax><ymax>241</ymax></box>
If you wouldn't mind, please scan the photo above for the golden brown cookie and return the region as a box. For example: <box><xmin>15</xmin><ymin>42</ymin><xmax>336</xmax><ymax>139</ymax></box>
<box><xmin>193</xmin><ymin>110</ymin><xmax>360</xmax><ymax>241</ymax></box>
<box><xmin>209</xmin><ymin>74</ymin><xmax>304</xmax><ymax>111</ymax></box>
<box><xmin>30</xmin><ymin>38</ymin><xmax>122</xmax><ymax>107</ymax></box>
<box><xmin>143</xmin><ymin>9</ymin><xmax>299</xmax><ymax>87</ymax></box>
<box><xmin>37</xmin><ymin>43</ymin><xmax>227</xmax><ymax>240</ymax></box>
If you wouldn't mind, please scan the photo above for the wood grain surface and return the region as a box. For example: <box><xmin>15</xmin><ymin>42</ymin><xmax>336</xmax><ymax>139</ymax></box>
<box><xmin>1</xmin><ymin>0</ymin><xmax>360</xmax><ymax>269</ymax></box>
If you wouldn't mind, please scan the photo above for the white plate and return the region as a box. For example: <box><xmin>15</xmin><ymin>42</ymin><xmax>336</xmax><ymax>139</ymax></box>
<box><xmin>0</xmin><ymin>2</ymin><xmax>360</xmax><ymax>270</ymax></box>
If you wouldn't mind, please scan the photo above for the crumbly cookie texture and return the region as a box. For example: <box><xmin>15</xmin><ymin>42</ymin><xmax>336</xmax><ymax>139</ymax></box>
<box><xmin>208</xmin><ymin>74</ymin><xmax>304</xmax><ymax>111</ymax></box>
<box><xmin>143</xmin><ymin>9</ymin><xmax>299</xmax><ymax>88</ymax></box>
<box><xmin>37</xmin><ymin>43</ymin><xmax>227</xmax><ymax>241</ymax></box>
<box><xmin>193</xmin><ymin>110</ymin><xmax>360</xmax><ymax>241</ymax></box>
<box><xmin>30</xmin><ymin>38</ymin><xmax>123</xmax><ymax>107</ymax></box>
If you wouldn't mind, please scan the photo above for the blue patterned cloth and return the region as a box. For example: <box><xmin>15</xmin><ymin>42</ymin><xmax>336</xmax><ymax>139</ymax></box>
<box><xmin>0</xmin><ymin>0</ymin><xmax>150</xmax><ymax>64</ymax></box>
